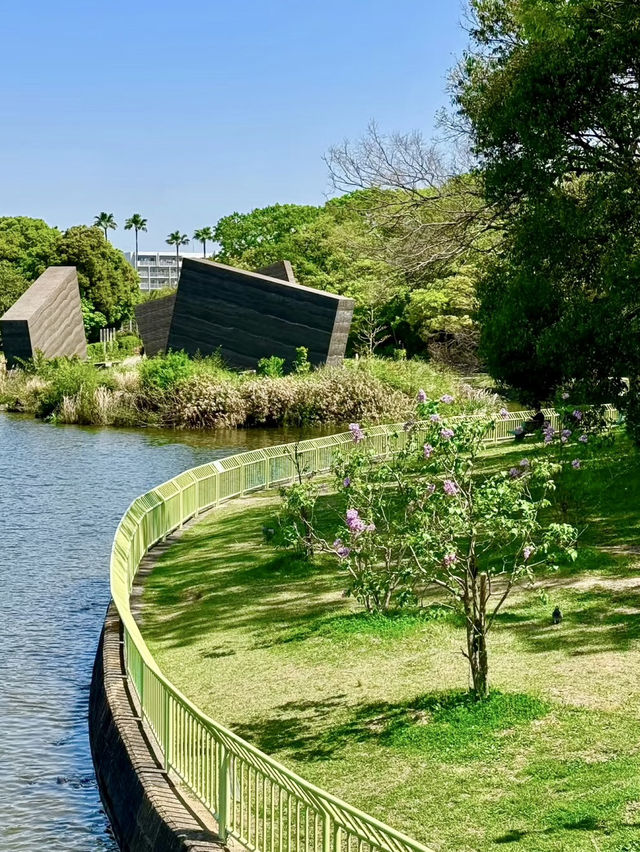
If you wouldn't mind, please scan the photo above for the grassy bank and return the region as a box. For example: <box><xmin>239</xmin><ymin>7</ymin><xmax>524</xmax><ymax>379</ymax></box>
<box><xmin>141</xmin><ymin>437</ymin><xmax>640</xmax><ymax>852</ymax></box>
<box><xmin>0</xmin><ymin>351</ymin><xmax>499</xmax><ymax>429</ymax></box>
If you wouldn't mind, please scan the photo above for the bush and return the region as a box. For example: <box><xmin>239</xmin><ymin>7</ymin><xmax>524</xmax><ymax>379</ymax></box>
<box><xmin>257</xmin><ymin>355</ymin><xmax>285</xmax><ymax>377</ymax></box>
<box><xmin>139</xmin><ymin>351</ymin><xmax>194</xmax><ymax>391</ymax></box>
<box><xmin>167</xmin><ymin>375</ymin><xmax>247</xmax><ymax>428</ymax></box>
<box><xmin>292</xmin><ymin>346</ymin><xmax>311</xmax><ymax>374</ymax></box>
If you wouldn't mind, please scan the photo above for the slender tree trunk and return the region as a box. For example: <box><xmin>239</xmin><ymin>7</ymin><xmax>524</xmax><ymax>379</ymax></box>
<box><xmin>202</xmin><ymin>240</ymin><xmax>206</xmax><ymax>258</ymax></box>
<box><xmin>464</xmin><ymin>570</ymin><xmax>489</xmax><ymax>699</ymax></box>
<box><xmin>176</xmin><ymin>246</ymin><xmax>180</xmax><ymax>284</ymax></box>
<box><xmin>104</xmin><ymin>228</ymin><xmax>108</xmax><ymax>240</ymax></box>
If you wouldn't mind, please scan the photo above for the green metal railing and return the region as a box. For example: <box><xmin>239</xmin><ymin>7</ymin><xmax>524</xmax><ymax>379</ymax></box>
<box><xmin>110</xmin><ymin>406</ymin><xmax>618</xmax><ymax>852</ymax></box>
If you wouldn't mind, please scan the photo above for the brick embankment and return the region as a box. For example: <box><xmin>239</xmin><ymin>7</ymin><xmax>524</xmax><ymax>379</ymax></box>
<box><xmin>89</xmin><ymin>601</ymin><xmax>224</xmax><ymax>852</ymax></box>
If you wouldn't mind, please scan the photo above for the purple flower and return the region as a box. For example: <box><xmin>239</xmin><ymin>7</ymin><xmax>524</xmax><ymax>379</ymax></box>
<box><xmin>440</xmin><ymin>427</ymin><xmax>455</xmax><ymax>441</ymax></box>
<box><xmin>579</xmin><ymin>434</ymin><xmax>588</xmax><ymax>444</ymax></box>
<box><xmin>423</xmin><ymin>443</ymin><xmax>434</xmax><ymax>459</ymax></box>
<box><xmin>523</xmin><ymin>545</ymin><xmax>534</xmax><ymax>561</ymax></box>
<box><xmin>499</xmin><ymin>407</ymin><xmax>510</xmax><ymax>419</ymax></box>
<box><xmin>561</xmin><ymin>429</ymin><xmax>572</xmax><ymax>438</ymax></box>
<box><xmin>343</xmin><ymin>477</ymin><xmax>351</xmax><ymax>488</ymax></box>
<box><xmin>417</xmin><ymin>389</ymin><xmax>427</xmax><ymax>403</ymax></box>
<box><xmin>349</xmin><ymin>423</ymin><xmax>364</xmax><ymax>444</ymax></box>
<box><xmin>562</xmin><ymin>392</ymin><xmax>570</xmax><ymax>400</ymax></box>
<box><xmin>333</xmin><ymin>539</ymin><xmax>351</xmax><ymax>559</ymax></box>
<box><xmin>443</xmin><ymin>552</ymin><xmax>458</xmax><ymax>568</ymax></box>
<box><xmin>543</xmin><ymin>426</ymin><xmax>555</xmax><ymax>444</ymax></box>
<box><xmin>572</xmin><ymin>459</ymin><xmax>581</xmax><ymax>470</ymax></box>
<box><xmin>346</xmin><ymin>508</ymin><xmax>373</xmax><ymax>534</ymax></box>
<box><xmin>519</xmin><ymin>458</ymin><xmax>530</xmax><ymax>467</ymax></box>
<box><xmin>365</xmin><ymin>522</ymin><xmax>376</xmax><ymax>532</ymax></box>
<box><xmin>430</xmin><ymin>413</ymin><xmax>441</xmax><ymax>423</ymax></box>
<box><xmin>509</xmin><ymin>467</ymin><xmax>520</xmax><ymax>478</ymax></box>
<box><xmin>573</xmin><ymin>410</ymin><xmax>583</xmax><ymax>421</ymax></box>
<box><xmin>443</xmin><ymin>479</ymin><xmax>458</xmax><ymax>496</ymax></box>
<box><xmin>440</xmin><ymin>394</ymin><xmax>455</xmax><ymax>404</ymax></box>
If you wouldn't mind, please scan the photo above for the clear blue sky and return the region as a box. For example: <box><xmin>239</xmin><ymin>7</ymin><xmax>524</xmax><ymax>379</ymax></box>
<box><xmin>1</xmin><ymin>0</ymin><xmax>468</xmax><ymax>253</ymax></box>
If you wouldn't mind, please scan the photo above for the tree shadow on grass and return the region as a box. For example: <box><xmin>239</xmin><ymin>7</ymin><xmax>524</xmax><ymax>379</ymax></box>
<box><xmin>231</xmin><ymin>690</ymin><xmax>549</xmax><ymax>764</ymax></box>
<box><xmin>496</xmin><ymin>586</ymin><xmax>640</xmax><ymax>656</ymax></box>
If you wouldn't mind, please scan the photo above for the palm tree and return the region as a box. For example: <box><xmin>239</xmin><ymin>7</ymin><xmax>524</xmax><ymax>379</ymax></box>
<box><xmin>166</xmin><ymin>231</ymin><xmax>190</xmax><ymax>284</ymax></box>
<box><xmin>124</xmin><ymin>213</ymin><xmax>148</xmax><ymax>269</ymax></box>
<box><xmin>94</xmin><ymin>212</ymin><xmax>117</xmax><ymax>241</ymax></box>
<box><xmin>193</xmin><ymin>226</ymin><xmax>214</xmax><ymax>258</ymax></box>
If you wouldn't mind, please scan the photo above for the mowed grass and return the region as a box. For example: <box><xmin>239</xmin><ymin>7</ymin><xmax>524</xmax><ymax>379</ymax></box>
<box><xmin>141</xmin><ymin>436</ymin><xmax>640</xmax><ymax>852</ymax></box>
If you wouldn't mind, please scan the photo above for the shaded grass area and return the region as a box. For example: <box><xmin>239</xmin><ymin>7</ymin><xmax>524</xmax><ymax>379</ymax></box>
<box><xmin>142</xmin><ymin>437</ymin><xmax>640</xmax><ymax>852</ymax></box>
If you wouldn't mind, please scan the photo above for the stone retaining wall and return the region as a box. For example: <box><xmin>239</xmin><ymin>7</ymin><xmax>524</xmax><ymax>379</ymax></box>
<box><xmin>89</xmin><ymin>602</ymin><xmax>224</xmax><ymax>852</ymax></box>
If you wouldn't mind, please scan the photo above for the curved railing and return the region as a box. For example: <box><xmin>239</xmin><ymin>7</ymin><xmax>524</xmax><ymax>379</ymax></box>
<box><xmin>110</xmin><ymin>407</ymin><xmax>618</xmax><ymax>852</ymax></box>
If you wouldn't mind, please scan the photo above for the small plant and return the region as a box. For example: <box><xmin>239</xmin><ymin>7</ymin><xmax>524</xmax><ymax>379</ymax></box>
<box><xmin>257</xmin><ymin>355</ymin><xmax>285</xmax><ymax>378</ymax></box>
<box><xmin>139</xmin><ymin>350</ymin><xmax>193</xmax><ymax>391</ymax></box>
<box><xmin>292</xmin><ymin>346</ymin><xmax>311</xmax><ymax>374</ymax></box>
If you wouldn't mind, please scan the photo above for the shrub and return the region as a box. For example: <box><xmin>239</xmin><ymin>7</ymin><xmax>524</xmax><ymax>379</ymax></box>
<box><xmin>257</xmin><ymin>355</ymin><xmax>285</xmax><ymax>378</ymax></box>
<box><xmin>139</xmin><ymin>351</ymin><xmax>194</xmax><ymax>391</ymax></box>
<box><xmin>292</xmin><ymin>346</ymin><xmax>311</xmax><ymax>374</ymax></box>
<box><xmin>167</xmin><ymin>375</ymin><xmax>247</xmax><ymax>428</ymax></box>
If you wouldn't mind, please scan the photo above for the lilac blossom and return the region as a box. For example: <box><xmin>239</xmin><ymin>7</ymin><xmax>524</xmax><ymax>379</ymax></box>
<box><xmin>520</xmin><ymin>458</ymin><xmax>530</xmax><ymax>467</ymax></box>
<box><xmin>443</xmin><ymin>479</ymin><xmax>458</xmax><ymax>496</ymax></box>
<box><xmin>333</xmin><ymin>539</ymin><xmax>351</xmax><ymax>559</ymax></box>
<box><xmin>349</xmin><ymin>423</ymin><xmax>364</xmax><ymax>444</ymax></box>
<box><xmin>572</xmin><ymin>459</ymin><xmax>581</xmax><ymax>469</ymax></box>
<box><xmin>417</xmin><ymin>389</ymin><xmax>427</xmax><ymax>403</ymax></box>
<box><xmin>499</xmin><ymin>407</ymin><xmax>510</xmax><ymax>419</ymax></box>
<box><xmin>579</xmin><ymin>434</ymin><xmax>588</xmax><ymax>444</ymax></box>
<box><xmin>440</xmin><ymin>394</ymin><xmax>455</xmax><ymax>404</ymax></box>
<box><xmin>345</xmin><ymin>508</ymin><xmax>374</xmax><ymax>534</ymax></box>
<box><xmin>430</xmin><ymin>413</ymin><xmax>441</xmax><ymax>423</ymax></box>
<box><xmin>423</xmin><ymin>443</ymin><xmax>434</xmax><ymax>459</ymax></box>
<box><xmin>573</xmin><ymin>410</ymin><xmax>583</xmax><ymax>421</ymax></box>
<box><xmin>509</xmin><ymin>467</ymin><xmax>520</xmax><ymax>478</ymax></box>
<box><xmin>443</xmin><ymin>552</ymin><xmax>458</xmax><ymax>568</ymax></box>
<box><xmin>343</xmin><ymin>477</ymin><xmax>351</xmax><ymax>488</ymax></box>
<box><xmin>523</xmin><ymin>545</ymin><xmax>534</xmax><ymax>561</ymax></box>
<box><xmin>440</xmin><ymin>427</ymin><xmax>455</xmax><ymax>441</ymax></box>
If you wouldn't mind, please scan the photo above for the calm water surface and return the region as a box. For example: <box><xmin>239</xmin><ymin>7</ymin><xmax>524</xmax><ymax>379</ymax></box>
<box><xmin>0</xmin><ymin>415</ymin><xmax>326</xmax><ymax>851</ymax></box>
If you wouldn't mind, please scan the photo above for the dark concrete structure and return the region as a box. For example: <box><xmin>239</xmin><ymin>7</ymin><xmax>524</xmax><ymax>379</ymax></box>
<box><xmin>256</xmin><ymin>260</ymin><xmax>297</xmax><ymax>283</ymax></box>
<box><xmin>166</xmin><ymin>258</ymin><xmax>353</xmax><ymax>368</ymax></box>
<box><xmin>135</xmin><ymin>294</ymin><xmax>176</xmax><ymax>356</ymax></box>
<box><xmin>0</xmin><ymin>266</ymin><xmax>87</xmax><ymax>367</ymax></box>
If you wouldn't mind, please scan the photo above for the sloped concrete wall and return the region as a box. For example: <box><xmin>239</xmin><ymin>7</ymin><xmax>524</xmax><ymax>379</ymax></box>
<box><xmin>0</xmin><ymin>266</ymin><xmax>87</xmax><ymax>366</ymax></box>
<box><xmin>167</xmin><ymin>258</ymin><xmax>353</xmax><ymax>368</ymax></box>
<box><xmin>135</xmin><ymin>295</ymin><xmax>176</xmax><ymax>357</ymax></box>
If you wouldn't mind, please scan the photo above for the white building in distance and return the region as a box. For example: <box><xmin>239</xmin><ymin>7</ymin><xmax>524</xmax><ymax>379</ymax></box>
<box><xmin>125</xmin><ymin>251</ymin><xmax>204</xmax><ymax>291</ymax></box>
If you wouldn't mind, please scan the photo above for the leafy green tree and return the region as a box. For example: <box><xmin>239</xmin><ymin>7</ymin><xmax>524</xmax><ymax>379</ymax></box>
<box><xmin>455</xmin><ymin>0</ymin><xmax>640</xmax><ymax>411</ymax></box>
<box><xmin>214</xmin><ymin>204</ymin><xmax>321</xmax><ymax>263</ymax></box>
<box><xmin>0</xmin><ymin>216</ymin><xmax>61</xmax><ymax>279</ymax></box>
<box><xmin>0</xmin><ymin>262</ymin><xmax>30</xmax><ymax>329</ymax></box>
<box><xmin>124</xmin><ymin>214</ymin><xmax>148</xmax><ymax>264</ymax></box>
<box><xmin>57</xmin><ymin>226</ymin><xmax>140</xmax><ymax>332</ymax></box>
<box><xmin>193</xmin><ymin>226</ymin><xmax>214</xmax><ymax>258</ymax></box>
<box><xmin>165</xmin><ymin>231</ymin><xmax>190</xmax><ymax>282</ymax></box>
<box><xmin>94</xmin><ymin>212</ymin><xmax>117</xmax><ymax>241</ymax></box>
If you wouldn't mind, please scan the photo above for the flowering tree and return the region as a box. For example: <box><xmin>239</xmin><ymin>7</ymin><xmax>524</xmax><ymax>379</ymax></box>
<box><xmin>277</xmin><ymin>396</ymin><xmax>591</xmax><ymax>699</ymax></box>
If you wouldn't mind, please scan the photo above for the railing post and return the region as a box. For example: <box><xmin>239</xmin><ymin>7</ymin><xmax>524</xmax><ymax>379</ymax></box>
<box><xmin>323</xmin><ymin>812</ymin><xmax>332</xmax><ymax>852</ymax></box>
<box><xmin>217</xmin><ymin>745</ymin><xmax>230</xmax><ymax>842</ymax></box>
<box><xmin>163</xmin><ymin>690</ymin><xmax>172</xmax><ymax>773</ymax></box>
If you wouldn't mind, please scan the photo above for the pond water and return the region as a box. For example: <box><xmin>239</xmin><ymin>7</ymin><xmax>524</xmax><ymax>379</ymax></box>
<box><xmin>0</xmin><ymin>415</ymin><xmax>327</xmax><ymax>851</ymax></box>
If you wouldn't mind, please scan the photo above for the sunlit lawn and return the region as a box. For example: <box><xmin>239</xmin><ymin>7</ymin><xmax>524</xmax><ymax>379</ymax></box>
<box><xmin>142</xmin><ymin>437</ymin><xmax>640</xmax><ymax>852</ymax></box>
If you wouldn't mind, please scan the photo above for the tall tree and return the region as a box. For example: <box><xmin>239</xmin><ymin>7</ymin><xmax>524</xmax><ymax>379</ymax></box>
<box><xmin>193</xmin><ymin>226</ymin><xmax>214</xmax><ymax>258</ymax></box>
<box><xmin>455</xmin><ymin>0</ymin><xmax>640</xmax><ymax>411</ymax></box>
<box><xmin>124</xmin><ymin>214</ymin><xmax>148</xmax><ymax>268</ymax></box>
<box><xmin>165</xmin><ymin>231</ymin><xmax>190</xmax><ymax>284</ymax></box>
<box><xmin>94</xmin><ymin>212</ymin><xmax>117</xmax><ymax>241</ymax></box>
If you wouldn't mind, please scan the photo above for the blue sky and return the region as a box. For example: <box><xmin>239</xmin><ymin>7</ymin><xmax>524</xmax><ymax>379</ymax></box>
<box><xmin>1</xmin><ymin>1</ymin><xmax>468</xmax><ymax>252</ymax></box>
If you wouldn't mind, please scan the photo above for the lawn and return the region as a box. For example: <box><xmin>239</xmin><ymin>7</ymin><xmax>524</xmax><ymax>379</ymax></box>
<box><xmin>141</xmin><ymin>436</ymin><xmax>640</xmax><ymax>852</ymax></box>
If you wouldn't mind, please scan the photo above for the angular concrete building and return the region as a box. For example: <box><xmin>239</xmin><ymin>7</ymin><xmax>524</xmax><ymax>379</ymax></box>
<box><xmin>134</xmin><ymin>294</ymin><xmax>176</xmax><ymax>357</ymax></box>
<box><xmin>0</xmin><ymin>266</ymin><xmax>87</xmax><ymax>367</ymax></box>
<box><xmin>166</xmin><ymin>258</ymin><xmax>353</xmax><ymax>368</ymax></box>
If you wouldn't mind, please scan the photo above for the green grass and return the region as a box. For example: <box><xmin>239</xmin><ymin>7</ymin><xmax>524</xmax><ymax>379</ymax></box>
<box><xmin>142</xmin><ymin>436</ymin><xmax>640</xmax><ymax>852</ymax></box>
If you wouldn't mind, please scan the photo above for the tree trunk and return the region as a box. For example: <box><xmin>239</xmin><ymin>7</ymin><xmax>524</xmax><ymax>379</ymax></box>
<box><xmin>464</xmin><ymin>571</ymin><xmax>489</xmax><ymax>699</ymax></box>
<box><xmin>203</xmin><ymin>240</ymin><xmax>206</xmax><ymax>258</ymax></box>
